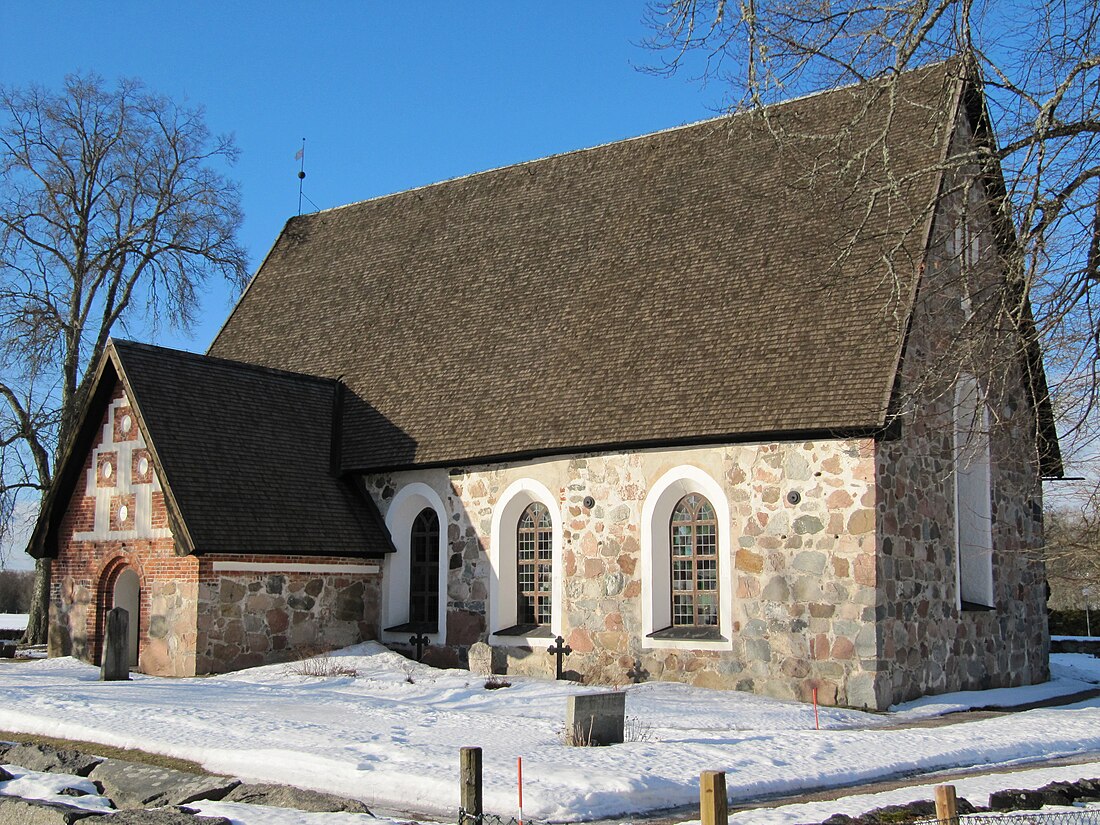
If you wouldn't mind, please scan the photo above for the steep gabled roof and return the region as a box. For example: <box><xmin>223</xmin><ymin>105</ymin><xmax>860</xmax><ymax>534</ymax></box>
<box><xmin>30</xmin><ymin>340</ymin><xmax>393</xmax><ymax>558</ymax></box>
<box><xmin>210</xmin><ymin>61</ymin><xmax>964</xmax><ymax>471</ymax></box>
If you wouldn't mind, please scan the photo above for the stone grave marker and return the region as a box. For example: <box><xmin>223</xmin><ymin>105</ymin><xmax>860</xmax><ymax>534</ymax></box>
<box><xmin>566</xmin><ymin>691</ymin><xmax>626</xmax><ymax>746</ymax></box>
<box><xmin>101</xmin><ymin>606</ymin><xmax>130</xmax><ymax>681</ymax></box>
<box><xmin>467</xmin><ymin>642</ymin><xmax>493</xmax><ymax>676</ymax></box>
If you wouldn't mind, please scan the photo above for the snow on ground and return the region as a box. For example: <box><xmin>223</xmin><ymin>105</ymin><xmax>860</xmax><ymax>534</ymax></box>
<box><xmin>0</xmin><ymin>644</ymin><xmax>1098</xmax><ymax>821</ymax></box>
<box><xmin>0</xmin><ymin>613</ymin><xmax>27</xmax><ymax>632</ymax></box>
<box><xmin>0</xmin><ymin>764</ymin><xmax>115</xmax><ymax>814</ymax></box>
<box><xmin>190</xmin><ymin>800</ymin><xmax>403</xmax><ymax>825</ymax></box>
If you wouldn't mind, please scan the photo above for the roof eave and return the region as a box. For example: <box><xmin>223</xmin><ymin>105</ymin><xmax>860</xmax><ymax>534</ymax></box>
<box><xmin>879</xmin><ymin>65</ymin><xmax>970</xmax><ymax>428</ymax></box>
<box><xmin>344</xmin><ymin>423</ymin><xmax>889</xmax><ymax>475</ymax></box>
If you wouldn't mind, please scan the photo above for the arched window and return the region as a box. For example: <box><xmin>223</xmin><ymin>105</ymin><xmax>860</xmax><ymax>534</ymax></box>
<box><xmin>381</xmin><ymin>483</ymin><xmax>448</xmax><ymax>643</ymax></box>
<box><xmin>488</xmin><ymin>478</ymin><xmax>561</xmax><ymax>643</ymax></box>
<box><xmin>517</xmin><ymin>502</ymin><xmax>553</xmax><ymax>626</ymax></box>
<box><xmin>671</xmin><ymin>493</ymin><xmax>719</xmax><ymax>627</ymax></box>
<box><xmin>409</xmin><ymin>508</ymin><xmax>440</xmax><ymax>626</ymax></box>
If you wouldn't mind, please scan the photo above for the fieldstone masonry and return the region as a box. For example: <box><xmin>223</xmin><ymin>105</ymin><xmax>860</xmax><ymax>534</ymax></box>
<box><xmin>366</xmin><ymin>436</ymin><xmax>885</xmax><ymax>707</ymax></box>
<box><xmin>869</xmin><ymin>117</ymin><xmax>1049</xmax><ymax>706</ymax></box>
<box><xmin>195</xmin><ymin>560</ymin><xmax>381</xmax><ymax>674</ymax></box>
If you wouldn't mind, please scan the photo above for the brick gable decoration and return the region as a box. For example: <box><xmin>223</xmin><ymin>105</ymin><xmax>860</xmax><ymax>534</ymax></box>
<box><xmin>31</xmin><ymin>59</ymin><xmax>1060</xmax><ymax>706</ymax></box>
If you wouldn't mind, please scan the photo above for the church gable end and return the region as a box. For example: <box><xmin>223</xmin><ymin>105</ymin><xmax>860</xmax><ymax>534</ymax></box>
<box><xmin>41</xmin><ymin>340</ymin><xmax>395</xmax><ymax>677</ymax></box>
<box><xmin>48</xmin><ymin>376</ymin><xmax>199</xmax><ymax>677</ymax></box>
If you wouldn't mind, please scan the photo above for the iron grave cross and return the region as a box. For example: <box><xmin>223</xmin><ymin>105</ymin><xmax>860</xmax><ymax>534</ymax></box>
<box><xmin>547</xmin><ymin>635</ymin><xmax>572</xmax><ymax>680</ymax></box>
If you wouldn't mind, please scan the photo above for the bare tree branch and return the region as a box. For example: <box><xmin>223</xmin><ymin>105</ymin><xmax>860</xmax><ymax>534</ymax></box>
<box><xmin>0</xmin><ymin>73</ymin><xmax>248</xmax><ymax>642</ymax></box>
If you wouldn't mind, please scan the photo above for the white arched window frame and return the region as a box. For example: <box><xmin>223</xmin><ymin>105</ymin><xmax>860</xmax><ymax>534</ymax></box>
<box><xmin>381</xmin><ymin>482</ymin><xmax>449</xmax><ymax>645</ymax></box>
<box><xmin>488</xmin><ymin>478</ymin><xmax>563</xmax><ymax>646</ymax></box>
<box><xmin>954</xmin><ymin>376</ymin><xmax>995</xmax><ymax>610</ymax></box>
<box><xmin>641</xmin><ymin>465</ymin><xmax>733</xmax><ymax>650</ymax></box>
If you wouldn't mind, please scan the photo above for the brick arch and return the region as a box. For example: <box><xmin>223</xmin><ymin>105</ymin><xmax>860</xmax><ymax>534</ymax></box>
<box><xmin>92</xmin><ymin>552</ymin><xmax>149</xmax><ymax>666</ymax></box>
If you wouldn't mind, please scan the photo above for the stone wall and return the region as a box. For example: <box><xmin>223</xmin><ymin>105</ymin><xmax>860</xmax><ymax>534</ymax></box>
<box><xmin>366</xmin><ymin>436</ymin><xmax>884</xmax><ymax>708</ymax></box>
<box><xmin>194</xmin><ymin>556</ymin><xmax>382</xmax><ymax>674</ymax></box>
<box><xmin>48</xmin><ymin>382</ymin><xmax>200</xmax><ymax>677</ymax></box>
<box><xmin>873</xmin><ymin>117</ymin><xmax>1049</xmax><ymax>706</ymax></box>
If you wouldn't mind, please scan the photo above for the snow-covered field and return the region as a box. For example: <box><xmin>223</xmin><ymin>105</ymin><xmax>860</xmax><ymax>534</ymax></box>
<box><xmin>1</xmin><ymin>644</ymin><xmax>1099</xmax><ymax>821</ymax></box>
<box><xmin>0</xmin><ymin>613</ymin><xmax>27</xmax><ymax>632</ymax></box>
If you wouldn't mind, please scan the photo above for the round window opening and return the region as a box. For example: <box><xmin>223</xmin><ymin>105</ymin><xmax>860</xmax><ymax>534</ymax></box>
<box><xmin>118</xmin><ymin>505</ymin><xmax>129</xmax><ymax>522</ymax></box>
<box><xmin>103</xmin><ymin>462</ymin><xmax>113</xmax><ymax>479</ymax></box>
<box><xmin>138</xmin><ymin>457</ymin><xmax>149</xmax><ymax>476</ymax></box>
<box><xmin>121</xmin><ymin>414</ymin><xmax>132</xmax><ymax>433</ymax></box>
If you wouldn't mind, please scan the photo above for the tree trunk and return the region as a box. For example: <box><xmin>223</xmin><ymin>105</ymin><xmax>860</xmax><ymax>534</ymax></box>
<box><xmin>22</xmin><ymin>556</ymin><xmax>51</xmax><ymax>646</ymax></box>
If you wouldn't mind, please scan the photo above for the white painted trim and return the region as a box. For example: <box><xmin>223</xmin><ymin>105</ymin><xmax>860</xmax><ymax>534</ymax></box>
<box><xmin>210</xmin><ymin>561</ymin><xmax>380</xmax><ymax>574</ymax></box>
<box><xmin>640</xmin><ymin>465</ymin><xmax>733</xmax><ymax>651</ymax></box>
<box><xmin>488</xmin><ymin>477</ymin><xmax>563</xmax><ymax>643</ymax></box>
<box><xmin>380</xmin><ymin>482</ymin><xmax>449</xmax><ymax>646</ymax></box>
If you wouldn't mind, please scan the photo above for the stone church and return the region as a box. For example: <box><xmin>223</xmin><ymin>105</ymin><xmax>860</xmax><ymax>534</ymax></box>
<box><xmin>31</xmin><ymin>60</ymin><xmax>1062</xmax><ymax>709</ymax></box>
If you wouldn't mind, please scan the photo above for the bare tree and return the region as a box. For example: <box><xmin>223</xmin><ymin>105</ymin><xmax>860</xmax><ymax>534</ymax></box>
<box><xmin>0</xmin><ymin>569</ymin><xmax>34</xmax><ymax>614</ymax></box>
<box><xmin>642</xmin><ymin>1</ymin><xmax>1100</xmax><ymax>466</ymax></box>
<box><xmin>0</xmin><ymin>74</ymin><xmax>248</xmax><ymax>643</ymax></box>
<box><xmin>1044</xmin><ymin>499</ymin><xmax>1100</xmax><ymax>614</ymax></box>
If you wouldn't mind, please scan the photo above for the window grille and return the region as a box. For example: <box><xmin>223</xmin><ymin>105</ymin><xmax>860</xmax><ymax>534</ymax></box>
<box><xmin>517</xmin><ymin>502</ymin><xmax>553</xmax><ymax>625</ymax></box>
<box><xmin>409</xmin><ymin>508</ymin><xmax>440</xmax><ymax>625</ymax></box>
<box><xmin>671</xmin><ymin>493</ymin><xmax>719</xmax><ymax>627</ymax></box>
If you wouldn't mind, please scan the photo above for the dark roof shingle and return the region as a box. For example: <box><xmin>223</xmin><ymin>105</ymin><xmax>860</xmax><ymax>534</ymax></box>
<box><xmin>210</xmin><ymin>62</ymin><xmax>962</xmax><ymax>470</ymax></box>
<box><xmin>112</xmin><ymin>340</ymin><xmax>392</xmax><ymax>556</ymax></box>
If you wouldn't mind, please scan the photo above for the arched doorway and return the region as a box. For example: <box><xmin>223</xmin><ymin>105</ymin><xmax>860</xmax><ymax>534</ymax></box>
<box><xmin>112</xmin><ymin>568</ymin><xmax>140</xmax><ymax>668</ymax></box>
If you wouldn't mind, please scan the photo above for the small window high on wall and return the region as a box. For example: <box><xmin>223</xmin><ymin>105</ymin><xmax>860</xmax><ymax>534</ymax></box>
<box><xmin>955</xmin><ymin>375</ymin><xmax>994</xmax><ymax>609</ymax></box>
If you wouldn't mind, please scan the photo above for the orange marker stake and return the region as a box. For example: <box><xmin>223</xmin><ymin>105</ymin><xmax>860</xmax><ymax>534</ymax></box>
<box><xmin>813</xmin><ymin>687</ymin><xmax>820</xmax><ymax>730</ymax></box>
<box><xmin>518</xmin><ymin>756</ymin><xmax>524</xmax><ymax>825</ymax></box>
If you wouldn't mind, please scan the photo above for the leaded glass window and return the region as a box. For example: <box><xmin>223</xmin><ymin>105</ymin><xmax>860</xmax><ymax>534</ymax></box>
<box><xmin>517</xmin><ymin>502</ymin><xmax>553</xmax><ymax>625</ymax></box>
<box><xmin>671</xmin><ymin>493</ymin><xmax>719</xmax><ymax>627</ymax></box>
<box><xmin>409</xmin><ymin>508</ymin><xmax>440</xmax><ymax>626</ymax></box>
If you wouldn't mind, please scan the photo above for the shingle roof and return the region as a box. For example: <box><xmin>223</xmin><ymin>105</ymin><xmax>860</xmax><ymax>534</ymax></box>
<box><xmin>110</xmin><ymin>340</ymin><xmax>392</xmax><ymax>556</ymax></box>
<box><xmin>31</xmin><ymin>340</ymin><xmax>393</xmax><ymax>559</ymax></box>
<box><xmin>211</xmin><ymin>62</ymin><xmax>964</xmax><ymax>470</ymax></box>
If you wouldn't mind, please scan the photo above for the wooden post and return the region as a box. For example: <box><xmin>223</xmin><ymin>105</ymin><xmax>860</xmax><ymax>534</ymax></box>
<box><xmin>934</xmin><ymin>784</ymin><xmax>958</xmax><ymax>824</ymax></box>
<box><xmin>460</xmin><ymin>746</ymin><xmax>483</xmax><ymax>822</ymax></box>
<box><xmin>700</xmin><ymin>770</ymin><xmax>728</xmax><ymax>825</ymax></box>
<box><xmin>100</xmin><ymin>607</ymin><xmax>130</xmax><ymax>682</ymax></box>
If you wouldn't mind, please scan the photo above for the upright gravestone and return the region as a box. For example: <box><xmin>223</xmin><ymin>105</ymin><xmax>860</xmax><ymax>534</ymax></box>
<box><xmin>466</xmin><ymin>642</ymin><xmax>493</xmax><ymax>677</ymax></box>
<box><xmin>101</xmin><ymin>607</ymin><xmax>130</xmax><ymax>681</ymax></box>
<box><xmin>566</xmin><ymin>692</ymin><xmax>626</xmax><ymax>746</ymax></box>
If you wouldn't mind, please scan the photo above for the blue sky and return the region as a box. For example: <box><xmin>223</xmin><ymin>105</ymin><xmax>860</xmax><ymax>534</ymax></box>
<box><xmin>2</xmin><ymin>2</ymin><xmax>714</xmax><ymax>352</ymax></box>
<box><xmin>0</xmin><ymin>2</ymin><xmax>717</xmax><ymax>568</ymax></box>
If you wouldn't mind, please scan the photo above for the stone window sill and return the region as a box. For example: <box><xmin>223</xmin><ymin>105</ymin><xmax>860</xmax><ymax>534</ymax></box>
<box><xmin>383</xmin><ymin>621</ymin><xmax>439</xmax><ymax>635</ymax></box>
<box><xmin>647</xmin><ymin>626</ymin><xmax>727</xmax><ymax>642</ymax></box>
<box><xmin>489</xmin><ymin>624</ymin><xmax>554</xmax><ymax>648</ymax></box>
<box><xmin>642</xmin><ymin>625</ymin><xmax>731</xmax><ymax>652</ymax></box>
<box><xmin>960</xmin><ymin>601</ymin><xmax>995</xmax><ymax>613</ymax></box>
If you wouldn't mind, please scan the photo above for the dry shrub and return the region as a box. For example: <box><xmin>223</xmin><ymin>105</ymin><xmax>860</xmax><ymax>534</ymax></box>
<box><xmin>285</xmin><ymin>648</ymin><xmax>358</xmax><ymax>678</ymax></box>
